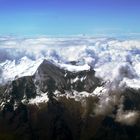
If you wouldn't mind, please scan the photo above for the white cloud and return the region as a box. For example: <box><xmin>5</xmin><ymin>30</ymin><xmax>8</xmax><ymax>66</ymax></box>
<box><xmin>0</xmin><ymin>36</ymin><xmax>140</xmax><ymax>89</ymax></box>
<box><xmin>116</xmin><ymin>104</ymin><xmax>139</xmax><ymax>126</ymax></box>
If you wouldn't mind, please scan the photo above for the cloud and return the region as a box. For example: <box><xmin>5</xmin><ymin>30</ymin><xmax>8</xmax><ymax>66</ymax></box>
<box><xmin>94</xmin><ymin>97</ymin><xmax>115</xmax><ymax>116</ymax></box>
<box><xmin>0</xmin><ymin>36</ymin><xmax>140</xmax><ymax>88</ymax></box>
<box><xmin>94</xmin><ymin>91</ymin><xmax>140</xmax><ymax>126</ymax></box>
<box><xmin>116</xmin><ymin>104</ymin><xmax>139</xmax><ymax>126</ymax></box>
<box><xmin>116</xmin><ymin>111</ymin><xmax>139</xmax><ymax>126</ymax></box>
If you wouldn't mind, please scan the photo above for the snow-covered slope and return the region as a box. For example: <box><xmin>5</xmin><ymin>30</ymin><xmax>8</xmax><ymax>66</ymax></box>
<box><xmin>0</xmin><ymin>57</ymin><xmax>43</xmax><ymax>81</ymax></box>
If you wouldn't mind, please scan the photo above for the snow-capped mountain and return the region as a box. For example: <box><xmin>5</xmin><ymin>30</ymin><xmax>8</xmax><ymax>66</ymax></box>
<box><xmin>0</xmin><ymin>59</ymin><xmax>101</xmax><ymax>105</ymax></box>
<box><xmin>0</xmin><ymin>37</ymin><xmax>140</xmax><ymax>140</ymax></box>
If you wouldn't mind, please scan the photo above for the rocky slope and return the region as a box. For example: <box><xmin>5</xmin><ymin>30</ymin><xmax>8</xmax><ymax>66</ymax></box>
<box><xmin>0</xmin><ymin>60</ymin><xmax>140</xmax><ymax>140</ymax></box>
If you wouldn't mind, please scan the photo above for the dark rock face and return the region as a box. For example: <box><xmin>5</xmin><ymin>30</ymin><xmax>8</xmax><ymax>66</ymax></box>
<box><xmin>69</xmin><ymin>70</ymin><xmax>100</xmax><ymax>92</ymax></box>
<box><xmin>94</xmin><ymin>116</ymin><xmax>140</xmax><ymax>140</ymax></box>
<box><xmin>0</xmin><ymin>60</ymin><xmax>140</xmax><ymax>140</ymax></box>
<box><xmin>0</xmin><ymin>60</ymin><xmax>101</xmax><ymax>105</ymax></box>
<box><xmin>34</xmin><ymin>60</ymin><xmax>68</xmax><ymax>93</ymax></box>
<box><xmin>1</xmin><ymin>94</ymin><xmax>140</xmax><ymax>140</ymax></box>
<box><xmin>12</xmin><ymin>76</ymin><xmax>37</xmax><ymax>100</ymax></box>
<box><xmin>34</xmin><ymin>60</ymin><xmax>101</xmax><ymax>93</ymax></box>
<box><xmin>123</xmin><ymin>88</ymin><xmax>140</xmax><ymax>110</ymax></box>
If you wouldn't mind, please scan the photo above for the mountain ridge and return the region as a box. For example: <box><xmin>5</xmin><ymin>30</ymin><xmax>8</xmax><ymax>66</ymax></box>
<box><xmin>0</xmin><ymin>59</ymin><xmax>140</xmax><ymax>140</ymax></box>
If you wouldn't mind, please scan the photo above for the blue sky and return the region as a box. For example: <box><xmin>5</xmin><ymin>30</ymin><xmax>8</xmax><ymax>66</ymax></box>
<box><xmin>0</xmin><ymin>0</ymin><xmax>140</xmax><ymax>36</ymax></box>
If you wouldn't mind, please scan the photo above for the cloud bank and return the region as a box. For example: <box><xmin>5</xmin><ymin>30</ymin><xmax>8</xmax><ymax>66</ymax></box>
<box><xmin>0</xmin><ymin>36</ymin><xmax>140</xmax><ymax>89</ymax></box>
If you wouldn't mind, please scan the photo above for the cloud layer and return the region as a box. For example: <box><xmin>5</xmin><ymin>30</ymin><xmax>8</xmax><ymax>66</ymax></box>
<box><xmin>0</xmin><ymin>36</ymin><xmax>140</xmax><ymax>89</ymax></box>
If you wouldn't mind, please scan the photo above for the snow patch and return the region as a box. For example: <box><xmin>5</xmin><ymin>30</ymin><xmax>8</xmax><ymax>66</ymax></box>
<box><xmin>29</xmin><ymin>93</ymin><xmax>49</xmax><ymax>105</ymax></box>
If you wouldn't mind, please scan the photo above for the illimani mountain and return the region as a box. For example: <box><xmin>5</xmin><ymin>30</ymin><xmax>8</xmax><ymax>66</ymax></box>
<box><xmin>0</xmin><ymin>59</ymin><xmax>140</xmax><ymax>140</ymax></box>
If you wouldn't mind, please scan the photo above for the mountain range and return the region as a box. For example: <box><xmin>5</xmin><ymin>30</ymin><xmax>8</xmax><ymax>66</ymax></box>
<box><xmin>0</xmin><ymin>59</ymin><xmax>140</xmax><ymax>140</ymax></box>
